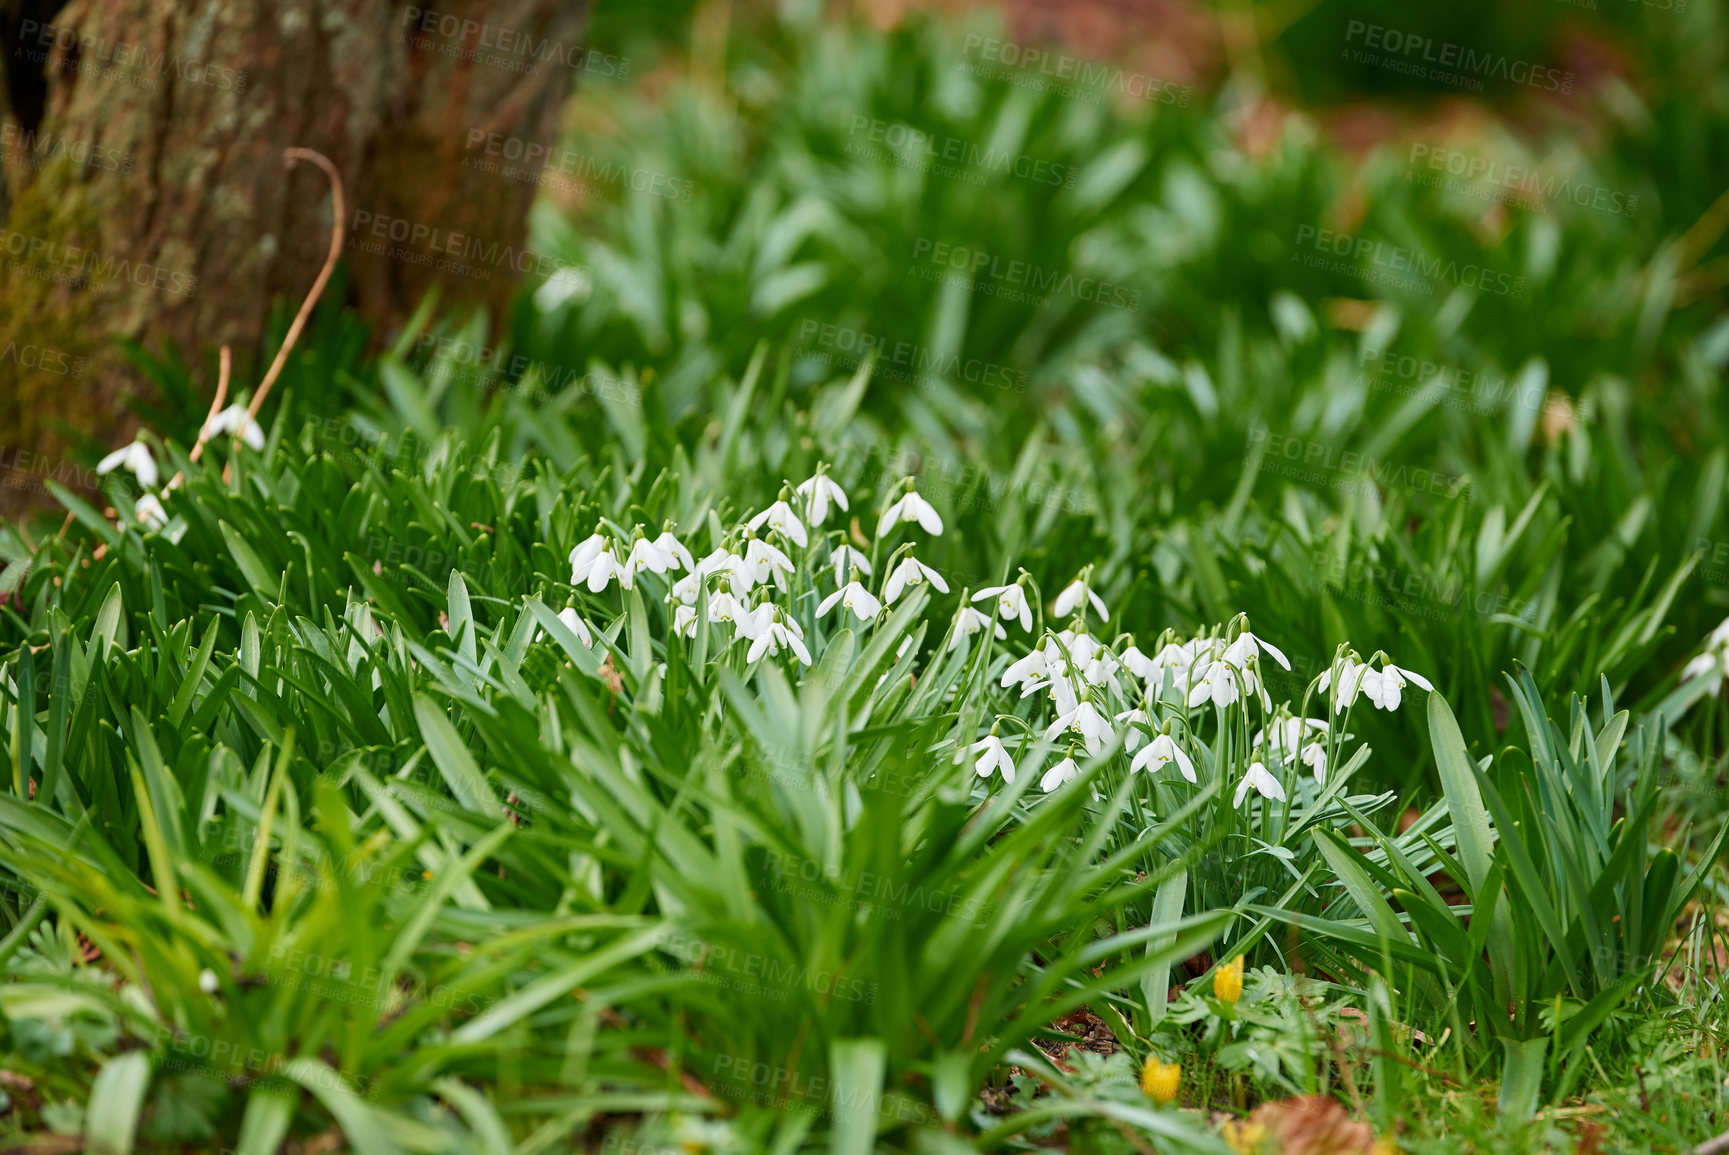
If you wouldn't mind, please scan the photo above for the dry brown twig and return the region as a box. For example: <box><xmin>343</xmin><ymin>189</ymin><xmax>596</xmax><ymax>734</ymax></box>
<box><xmin>219</xmin><ymin>147</ymin><xmax>346</xmax><ymax>483</ymax></box>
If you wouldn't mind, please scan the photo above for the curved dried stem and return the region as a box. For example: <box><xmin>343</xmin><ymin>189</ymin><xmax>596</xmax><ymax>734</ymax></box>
<box><xmin>247</xmin><ymin>147</ymin><xmax>346</xmax><ymax>423</ymax></box>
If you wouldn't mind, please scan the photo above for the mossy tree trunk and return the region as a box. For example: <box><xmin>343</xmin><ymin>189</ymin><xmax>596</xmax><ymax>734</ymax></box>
<box><xmin>0</xmin><ymin>0</ymin><xmax>593</xmax><ymax>516</ymax></box>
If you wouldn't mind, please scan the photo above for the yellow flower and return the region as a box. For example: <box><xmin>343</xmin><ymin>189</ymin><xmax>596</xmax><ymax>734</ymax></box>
<box><xmin>1221</xmin><ymin>1120</ymin><xmax>1267</xmax><ymax>1153</ymax></box>
<box><xmin>1140</xmin><ymin>1055</ymin><xmax>1181</xmax><ymax>1104</ymax></box>
<box><xmin>1214</xmin><ymin>954</ymin><xmax>1245</xmax><ymax>1004</ymax></box>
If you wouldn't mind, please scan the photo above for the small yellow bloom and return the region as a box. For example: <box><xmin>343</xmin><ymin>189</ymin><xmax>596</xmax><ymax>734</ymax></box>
<box><xmin>1140</xmin><ymin>1055</ymin><xmax>1181</xmax><ymax>1104</ymax></box>
<box><xmin>1214</xmin><ymin>954</ymin><xmax>1245</xmax><ymax>1004</ymax></box>
<box><xmin>1221</xmin><ymin>1120</ymin><xmax>1267</xmax><ymax>1153</ymax></box>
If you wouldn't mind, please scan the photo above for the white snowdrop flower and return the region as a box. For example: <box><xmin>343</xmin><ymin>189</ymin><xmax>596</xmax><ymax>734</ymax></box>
<box><xmin>796</xmin><ymin>472</ymin><xmax>850</xmax><ymax>526</ymax></box>
<box><xmin>1362</xmin><ymin>664</ymin><xmax>1433</xmax><ymax>712</ymax></box>
<box><xmin>1223</xmin><ymin>628</ymin><xmax>1291</xmax><ymax>672</ymax></box>
<box><xmin>747</xmin><ymin>611</ymin><xmax>812</xmax><ymax>666</ymax></box>
<box><xmin>828</xmin><ymin>544</ymin><xmax>873</xmax><ymax>583</ymax></box>
<box><xmin>1301</xmin><ymin>741</ymin><xmax>1328</xmax><ymax>784</ymax></box>
<box><xmin>1151</xmin><ymin>641</ymin><xmax>1203</xmax><ymax>687</ymax></box>
<box><xmin>1319</xmin><ymin>657</ymin><xmax>1368</xmax><ymax>714</ymax></box>
<box><xmin>968</xmin><ymin>734</ymin><xmax>1016</xmax><ymax>782</ymax></box>
<box><xmin>199</xmin><ymin>968</ymin><xmax>220</xmax><ymax>994</ymax></box>
<box><xmin>747</xmin><ymin>500</ymin><xmax>808</xmax><ymax>548</ymax></box>
<box><xmin>744</xmin><ymin>538</ymin><xmax>794</xmax><ymax>589</ymax></box>
<box><xmin>949</xmin><ymin>605</ymin><xmax>1005</xmax><ymax>651</ymax></box>
<box><xmin>706</xmin><ymin>590</ymin><xmax>749</xmax><ymax>633</ymax></box>
<box><xmin>652</xmin><ymin>530</ymin><xmax>693</xmax><ymax>572</ymax></box>
<box><xmin>1682</xmin><ymin>647</ymin><xmax>1727</xmax><ymax>690</ymax></box>
<box><xmin>877</xmin><ymin>488</ymin><xmax>944</xmax><ymax>537</ymax></box>
<box><xmin>584</xmin><ymin>545</ymin><xmax>630</xmax><ymax>592</ymax></box>
<box><xmin>1234</xmin><ymin>760</ymin><xmax>1287</xmax><ymax>807</ymax></box>
<box><xmin>1045</xmin><ymin>701</ymin><xmax>1111</xmax><ymax>755</ymax></box>
<box><xmin>1040</xmin><ymin>754</ymin><xmax>1080</xmax><ymax>793</ymax></box>
<box><xmin>204</xmin><ymin>404</ymin><xmax>265</xmax><ymax>450</ymax></box>
<box><xmin>672</xmin><ymin>604</ymin><xmax>698</xmax><ymax>639</ymax></box>
<box><xmin>817</xmin><ymin>580</ymin><xmax>883</xmax><ymax>623</ymax></box>
<box><xmin>1254</xmin><ymin>716</ymin><xmax>1329</xmax><ymax>766</ymax></box>
<box><xmin>1046</xmin><ymin>673</ymin><xmax>1080</xmax><ymax>718</ymax></box>
<box><xmin>883</xmin><ymin>555</ymin><xmax>949</xmax><ymax>603</ymax></box>
<box><xmin>134</xmin><ymin>493</ymin><xmax>169</xmax><ymax>530</ymax></box>
<box><xmin>973</xmin><ymin>583</ymin><xmax>1033</xmax><ymax>632</ymax></box>
<box><xmin>1002</xmin><ymin>645</ymin><xmax>1049</xmax><ymax>692</ymax></box>
<box><xmin>1116</xmin><ymin>707</ymin><xmax>1149</xmax><ymax>751</ymax></box>
<box><xmin>625</xmin><ymin>534</ymin><xmax>677</xmax><ymax>580</ymax></box>
<box><xmin>97</xmin><ymin>440</ymin><xmax>158</xmax><ymax>489</ymax></box>
<box><xmin>670</xmin><ymin>570</ymin><xmax>703</xmax><ymax>605</ymax></box>
<box><xmin>556</xmin><ymin>606</ymin><xmax>594</xmax><ymax>645</ymax></box>
<box><xmin>698</xmin><ymin>548</ymin><xmax>757</xmax><ymax>593</ymax></box>
<box><xmin>570</xmin><ymin>533</ymin><xmax>608</xmax><ymax>583</ymax></box>
<box><xmin>1080</xmin><ymin>646</ymin><xmax>1120</xmax><ymax>688</ymax></box>
<box><xmin>1187</xmin><ymin>659</ymin><xmax>1241</xmax><ymax>710</ymax></box>
<box><xmin>1051</xmin><ymin>573</ymin><xmax>1109</xmax><ymax>622</ymax></box>
<box><xmin>1131</xmin><ymin>732</ymin><xmax>1197</xmax><ymax>782</ymax></box>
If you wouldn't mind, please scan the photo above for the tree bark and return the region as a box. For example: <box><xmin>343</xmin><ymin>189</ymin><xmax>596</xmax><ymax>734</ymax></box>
<box><xmin>0</xmin><ymin>0</ymin><xmax>594</xmax><ymax>516</ymax></box>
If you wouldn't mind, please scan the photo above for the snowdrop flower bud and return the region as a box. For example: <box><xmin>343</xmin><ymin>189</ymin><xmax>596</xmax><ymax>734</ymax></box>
<box><xmin>204</xmin><ymin>404</ymin><xmax>266</xmax><ymax>450</ymax></box>
<box><xmin>972</xmin><ymin>578</ymin><xmax>1033</xmax><ymax>633</ymax></box>
<box><xmin>1040</xmin><ymin>751</ymin><xmax>1080</xmax><ymax>792</ymax></box>
<box><xmin>967</xmin><ymin>729</ymin><xmax>1016</xmax><ymax>782</ymax></box>
<box><xmin>877</xmin><ymin>481</ymin><xmax>944</xmax><ymax>538</ymax></box>
<box><xmin>134</xmin><ymin>493</ymin><xmax>169</xmax><ymax>530</ymax></box>
<box><xmin>1131</xmin><ymin>732</ymin><xmax>1197</xmax><ymax>782</ymax></box>
<box><xmin>949</xmin><ymin>605</ymin><xmax>1005</xmax><ymax>650</ymax></box>
<box><xmin>556</xmin><ymin>607</ymin><xmax>594</xmax><ymax>645</ymax></box>
<box><xmin>795</xmin><ymin>468</ymin><xmax>850</xmax><ymax>526</ymax></box>
<box><xmin>817</xmin><ymin>581</ymin><xmax>883</xmax><ymax>623</ymax></box>
<box><xmin>882</xmin><ymin>554</ymin><xmax>949</xmax><ymax>603</ymax></box>
<box><xmin>1233</xmin><ymin>761</ymin><xmax>1286</xmax><ymax>807</ymax></box>
<box><xmin>97</xmin><ymin>440</ymin><xmax>159</xmax><ymax>489</ymax></box>
<box><xmin>1051</xmin><ymin>566</ymin><xmax>1109</xmax><ymax>623</ymax></box>
<box><xmin>747</xmin><ymin>491</ymin><xmax>808</xmax><ymax>548</ymax></box>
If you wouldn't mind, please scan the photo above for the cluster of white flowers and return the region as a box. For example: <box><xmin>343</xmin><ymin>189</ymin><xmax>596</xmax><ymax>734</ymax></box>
<box><xmin>95</xmin><ymin>404</ymin><xmax>267</xmax><ymax>533</ymax></box>
<box><xmin>559</xmin><ymin>468</ymin><xmax>957</xmax><ymax>671</ymax></box>
<box><xmin>546</xmin><ymin>462</ymin><xmax>1440</xmax><ymax>812</ymax></box>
